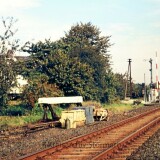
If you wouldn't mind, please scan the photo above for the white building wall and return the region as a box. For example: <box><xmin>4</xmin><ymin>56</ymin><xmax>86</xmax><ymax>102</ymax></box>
<box><xmin>9</xmin><ymin>75</ymin><xmax>28</xmax><ymax>94</ymax></box>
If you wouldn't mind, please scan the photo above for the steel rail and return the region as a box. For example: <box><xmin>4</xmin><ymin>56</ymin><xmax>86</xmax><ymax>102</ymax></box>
<box><xmin>92</xmin><ymin>116</ymin><xmax>160</xmax><ymax>160</ymax></box>
<box><xmin>19</xmin><ymin>107</ymin><xmax>160</xmax><ymax>160</ymax></box>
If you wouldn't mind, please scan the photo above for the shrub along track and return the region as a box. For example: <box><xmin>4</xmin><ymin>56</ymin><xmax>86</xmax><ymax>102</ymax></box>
<box><xmin>19</xmin><ymin>107</ymin><xmax>160</xmax><ymax>160</ymax></box>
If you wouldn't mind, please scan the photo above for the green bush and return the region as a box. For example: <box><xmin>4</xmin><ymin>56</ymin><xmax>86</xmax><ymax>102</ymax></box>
<box><xmin>0</xmin><ymin>102</ymin><xmax>45</xmax><ymax>117</ymax></box>
<box><xmin>0</xmin><ymin>105</ymin><xmax>30</xmax><ymax>116</ymax></box>
<box><xmin>52</xmin><ymin>106</ymin><xmax>63</xmax><ymax>117</ymax></box>
<box><xmin>31</xmin><ymin>102</ymin><xmax>43</xmax><ymax>115</ymax></box>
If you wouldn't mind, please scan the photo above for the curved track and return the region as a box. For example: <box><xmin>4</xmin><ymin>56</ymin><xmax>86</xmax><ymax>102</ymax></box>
<box><xmin>19</xmin><ymin>107</ymin><xmax>160</xmax><ymax>160</ymax></box>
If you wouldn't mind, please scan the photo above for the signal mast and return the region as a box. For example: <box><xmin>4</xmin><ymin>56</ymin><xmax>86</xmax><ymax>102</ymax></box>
<box><xmin>155</xmin><ymin>52</ymin><xmax>159</xmax><ymax>90</ymax></box>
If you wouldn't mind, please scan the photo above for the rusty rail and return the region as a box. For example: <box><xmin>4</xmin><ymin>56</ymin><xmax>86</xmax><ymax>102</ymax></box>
<box><xmin>19</xmin><ymin>107</ymin><xmax>160</xmax><ymax>160</ymax></box>
<box><xmin>92</xmin><ymin>116</ymin><xmax>160</xmax><ymax>160</ymax></box>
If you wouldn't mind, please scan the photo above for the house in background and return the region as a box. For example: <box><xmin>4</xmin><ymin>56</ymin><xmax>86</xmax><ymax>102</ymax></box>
<box><xmin>6</xmin><ymin>51</ymin><xmax>29</xmax><ymax>99</ymax></box>
<box><xmin>9</xmin><ymin>74</ymin><xmax>28</xmax><ymax>96</ymax></box>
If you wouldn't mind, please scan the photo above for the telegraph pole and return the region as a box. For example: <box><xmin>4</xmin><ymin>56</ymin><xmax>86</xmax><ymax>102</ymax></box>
<box><xmin>149</xmin><ymin>58</ymin><xmax>153</xmax><ymax>88</ymax></box>
<box><xmin>128</xmin><ymin>59</ymin><xmax>132</xmax><ymax>97</ymax></box>
<box><xmin>125</xmin><ymin>59</ymin><xmax>132</xmax><ymax>99</ymax></box>
<box><xmin>144</xmin><ymin>73</ymin><xmax>147</xmax><ymax>102</ymax></box>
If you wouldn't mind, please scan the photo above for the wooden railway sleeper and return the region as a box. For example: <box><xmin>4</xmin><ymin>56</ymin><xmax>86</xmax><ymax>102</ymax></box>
<box><xmin>92</xmin><ymin>117</ymin><xmax>160</xmax><ymax>160</ymax></box>
<box><xmin>18</xmin><ymin>108</ymin><xmax>160</xmax><ymax>160</ymax></box>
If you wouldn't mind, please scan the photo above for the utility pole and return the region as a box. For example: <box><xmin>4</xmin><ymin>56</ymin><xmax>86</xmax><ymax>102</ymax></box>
<box><xmin>149</xmin><ymin>58</ymin><xmax>153</xmax><ymax>88</ymax></box>
<box><xmin>129</xmin><ymin>59</ymin><xmax>132</xmax><ymax>97</ymax></box>
<box><xmin>144</xmin><ymin>73</ymin><xmax>147</xmax><ymax>102</ymax></box>
<box><xmin>125</xmin><ymin>59</ymin><xmax>132</xmax><ymax>99</ymax></box>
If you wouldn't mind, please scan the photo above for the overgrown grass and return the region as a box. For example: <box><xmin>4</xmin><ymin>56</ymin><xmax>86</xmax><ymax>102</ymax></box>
<box><xmin>0</xmin><ymin>103</ymin><xmax>64</xmax><ymax>130</ymax></box>
<box><xmin>82</xmin><ymin>101</ymin><xmax>102</xmax><ymax>108</ymax></box>
<box><xmin>0</xmin><ymin>100</ymin><xmax>144</xmax><ymax>130</ymax></box>
<box><xmin>0</xmin><ymin>115</ymin><xmax>42</xmax><ymax>130</ymax></box>
<box><xmin>103</xmin><ymin>102</ymin><xmax>144</xmax><ymax>114</ymax></box>
<box><xmin>0</xmin><ymin>102</ymin><xmax>42</xmax><ymax>130</ymax></box>
<box><xmin>82</xmin><ymin>100</ymin><xmax>144</xmax><ymax>114</ymax></box>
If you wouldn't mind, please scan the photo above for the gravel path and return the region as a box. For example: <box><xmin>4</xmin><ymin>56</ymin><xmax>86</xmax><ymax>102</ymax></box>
<box><xmin>0</xmin><ymin>105</ymin><xmax>159</xmax><ymax>160</ymax></box>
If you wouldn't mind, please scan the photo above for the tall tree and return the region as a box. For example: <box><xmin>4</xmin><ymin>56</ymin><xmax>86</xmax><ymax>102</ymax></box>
<box><xmin>0</xmin><ymin>17</ymin><xmax>19</xmax><ymax>108</ymax></box>
<box><xmin>62</xmin><ymin>22</ymin><xmax>112</xmax><ymax>101</ymax></box>
<box><xmin>132</xmin><ymin>83</ymin><xmax>143</xmax><ymax>98</ymax></box>
<box><xmin>114</xmin><ymin>73</ymin><xmax>127</xmax><ymax>100</ymax></box>
<box><xmin>23</xmin><ymin>23</ymin><xmax>112</xmax><ymax>103</ymax></box>
<box><xmin>22</xmin><ymin>40</ymin><xmax>97</xmax><ymax>101</ymax></box>
<box><xmin>103</xmin><ymin>70</ymin><xmax>118</xmax><ymax>103</ymax></box>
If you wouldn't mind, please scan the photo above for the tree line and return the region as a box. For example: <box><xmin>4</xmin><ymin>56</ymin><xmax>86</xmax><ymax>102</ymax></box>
<box><xmin>0</xmin><ymin>17</ymin><xmax>143</xmax><ymax>109</ymax></box>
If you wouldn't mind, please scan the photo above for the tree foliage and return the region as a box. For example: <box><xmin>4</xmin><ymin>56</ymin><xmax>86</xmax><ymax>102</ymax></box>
<box><xmin>22</xmin><ymin>22</ymin><xmax>133</xmax><ymax>104</ymax></box>
<box><xmin>132</xmin><ymin>83</ymin><xmax>143</xmax><ymax>98</ymax></box>
<box><xmin>103</xmin><ymin>70</ymin><xmax>118</xmax><ymax>103</ymax></box>
<box><xmin>114</xmin><ymin>73</ymin><xmax>127</xmax><ymax>100</ymax></box>
<box><xmin>0</xmin><ymin>16</ymin><xmax>144</xmax><ymax>115</ymax></box>
<box><xmin>22</xmin><ymin>73</ymin><xmax>63</xmax><ymax>107</ymax></box>
<box><xmin>22</xmin><ymin>44</ymin><xmax>97</xmax><ymax>101</ymax></box>
<box><xmin>0</xmin><ymin>17</ymin><xmax>19</xmax><ymax>108</ymax></box>
<box><xmin>61</xmin><ymin>22</ymin><xmax>112</xmax><ymax>101</ymax></box>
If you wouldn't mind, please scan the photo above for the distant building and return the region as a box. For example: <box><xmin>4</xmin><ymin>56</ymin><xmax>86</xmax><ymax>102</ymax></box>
<box><xmin>11</xmin><ymin>55</ymin><xmax>29</xmax><ymax>98</ymax></box>
<box><xmin>9</xmin><ymin>75</ymin><xmax>28</xmax><ymax>95</ymax></box>
<box><xmin>0</xmin><ymin>50</ymin><xmax>29</xmax><ymax>99</ymax></box>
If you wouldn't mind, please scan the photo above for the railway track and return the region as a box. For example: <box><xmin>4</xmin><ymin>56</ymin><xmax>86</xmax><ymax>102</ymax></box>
<box><xmin>0</xmin><ymin>121</ymin><xmax>61</xmax><ymax>139</ymax></box>
<box><xmin>19</xmin><ymin>107</ymin><xmax>160</xmax><ymax>160</ymax></box>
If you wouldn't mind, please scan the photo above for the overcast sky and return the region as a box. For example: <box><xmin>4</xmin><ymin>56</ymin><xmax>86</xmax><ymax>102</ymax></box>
<box><xmin>0</xmin><ymin>0</ymin><xmax>160</xmax><ymax>84</ymax></box>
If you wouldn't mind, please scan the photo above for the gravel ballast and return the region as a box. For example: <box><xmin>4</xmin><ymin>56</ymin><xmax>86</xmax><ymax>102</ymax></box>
<box><xmin>0</xmin><ymin>105</ymin><xmax>159</xmax><ymax>160</ymax></box>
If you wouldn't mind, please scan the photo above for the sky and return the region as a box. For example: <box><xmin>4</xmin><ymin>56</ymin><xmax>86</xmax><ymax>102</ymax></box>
<box><xmin>0</xmin><ymin>0</ymin><xmax>160</xmax><ymax>84</ymax></box>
